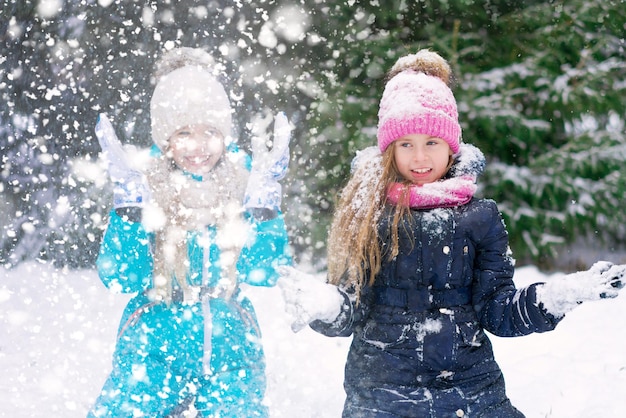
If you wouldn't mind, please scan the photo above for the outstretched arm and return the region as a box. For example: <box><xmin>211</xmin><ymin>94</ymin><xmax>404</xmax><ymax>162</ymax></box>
<box><xmin>472</xmin><ymin>203</ymin><xmax>562</xmax><ymax>336</ymax></box>
<box><xmin>472</xmin><ymin>203</ymin><xmax>625</xmax><ymax>336</ymax></box>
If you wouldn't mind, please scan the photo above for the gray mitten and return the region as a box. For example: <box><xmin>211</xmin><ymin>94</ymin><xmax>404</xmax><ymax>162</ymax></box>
<box><xmin>536</xmin><ymin>261</ymin><xmax>625</xmax><ymax>317</ymax></box>
<box><xmin>244</xmin><ymin>112</ymin><xmax>291</xmax><ymax>214</ymax></box>
<box><xmin>96</xmin><ymin>113</ymin><xmax>150</xmax><ymax>209</ymax></box>
<box><xmin>277</xmin><ymin>266</ymin><xmax>344</xmax><ymax>332</ymax></box>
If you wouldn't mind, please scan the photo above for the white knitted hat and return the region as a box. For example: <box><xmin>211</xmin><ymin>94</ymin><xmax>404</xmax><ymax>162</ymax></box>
<box><xmin>150</xmin><ymin>65</ymin><xmax>232</xmax><ymax>150</ymax></box>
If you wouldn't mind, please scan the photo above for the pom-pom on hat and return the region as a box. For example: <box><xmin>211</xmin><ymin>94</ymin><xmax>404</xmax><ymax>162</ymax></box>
<box><xmin>377</xmin><ymin>50</ymin><xmax>461</xmax><ymax>154</ymax></box>
<box><xmin>150</xmin><ymin>48</ymin><xmax>232</xmax><ymax>151</ymax></box>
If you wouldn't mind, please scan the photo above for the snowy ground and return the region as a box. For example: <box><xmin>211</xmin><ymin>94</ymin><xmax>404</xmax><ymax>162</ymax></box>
<box><xmin>1</xmin><ymin>261</ymin><xmax>625</xmax><ymax>417</ymax></box>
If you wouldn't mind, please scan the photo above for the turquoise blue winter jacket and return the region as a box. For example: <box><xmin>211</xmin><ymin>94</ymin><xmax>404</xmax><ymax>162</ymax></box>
<box><xmin>97</xmin><ymin>208</ymin><xmax>291</xmax><ymax>293</ymax></box>
<box><xmin>93</xmin><ymin>208</ymin><xmax>291</xmax><ymax>417</ymax></box>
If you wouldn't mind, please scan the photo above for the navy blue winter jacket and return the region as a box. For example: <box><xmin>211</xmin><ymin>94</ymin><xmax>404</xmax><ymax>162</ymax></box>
<box><xmin>311</xmin><ymin>198</ymin><xmax>562</xmax><ymax>418</ymax></box>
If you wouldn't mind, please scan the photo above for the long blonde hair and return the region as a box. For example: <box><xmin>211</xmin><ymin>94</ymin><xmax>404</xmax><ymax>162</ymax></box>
<box><xmin>146</xmin><ymin>152</ymin><xmax>249</xmax><ymax>303</ymax></box>
<box><xmin>326</xmin><ymin>146</ymin><xmax>413</xmax><ymax>295</ymax></box>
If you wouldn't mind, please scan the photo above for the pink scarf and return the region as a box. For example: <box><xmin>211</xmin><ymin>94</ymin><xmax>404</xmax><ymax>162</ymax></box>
<box><xmin>387</xmin><ymin>175</ymin><xmax>477</xmax><ymax>209</ymax></box>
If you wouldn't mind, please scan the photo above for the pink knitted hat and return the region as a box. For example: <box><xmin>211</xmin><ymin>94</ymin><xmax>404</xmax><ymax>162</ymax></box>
<box><xmin>377</xmin><ymin>53</ymin><xmax>461</xmax><ymax>153</ymax></box>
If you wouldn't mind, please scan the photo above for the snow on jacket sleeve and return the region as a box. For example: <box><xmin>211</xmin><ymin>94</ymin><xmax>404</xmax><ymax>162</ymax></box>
<box><xmin>237</xmin><ymin>211</ymin><xmax>292</xmax><ymax>287</ymax></box>
<box><xmin>471</xmin><ymin>201</ymin><xmax>562</xmax><ymax>336</ymax></box>
<box><xmin>96</xmin><ymin>209</ymin><xmax>153</xmax><ymax>293</ymax></box>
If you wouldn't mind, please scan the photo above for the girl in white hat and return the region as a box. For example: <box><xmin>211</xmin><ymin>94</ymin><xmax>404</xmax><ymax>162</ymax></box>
<box><xmin>89</xmin><ymin>47</ymin><xmax>291</xmax><ymax>417</ymax></box>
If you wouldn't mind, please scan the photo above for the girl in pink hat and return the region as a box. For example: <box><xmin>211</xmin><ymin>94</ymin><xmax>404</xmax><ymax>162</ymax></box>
<box><xmin>279</xmin><ymin>49</ymin><xmax>625</xmax><ymax>417</ymax></box>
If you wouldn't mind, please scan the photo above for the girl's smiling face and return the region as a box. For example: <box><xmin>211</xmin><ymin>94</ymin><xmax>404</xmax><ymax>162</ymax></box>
<box><xmin>393</xmin><ymin>134</ymin><xmax>453</xmax><ymax>185</ymax></box>
<box><xmin>167</xmin><ymin>124</ymin><xmax>224</xmax><ymax>175</ymax></box>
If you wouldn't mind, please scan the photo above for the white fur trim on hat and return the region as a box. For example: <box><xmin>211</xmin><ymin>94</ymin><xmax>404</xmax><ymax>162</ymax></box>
<box><xmin>150</xmin><ymin>66</ymin><xmax>232</xmax><ymax>150</ymax></box>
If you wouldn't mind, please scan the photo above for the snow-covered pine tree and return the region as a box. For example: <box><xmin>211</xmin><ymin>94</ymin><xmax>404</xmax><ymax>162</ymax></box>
<box><xmin>460</xmin><ymin>0</ymin><xmax>626</xmax><ymax>266</ymax></box>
